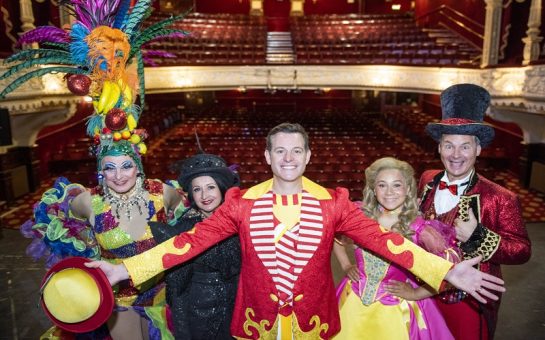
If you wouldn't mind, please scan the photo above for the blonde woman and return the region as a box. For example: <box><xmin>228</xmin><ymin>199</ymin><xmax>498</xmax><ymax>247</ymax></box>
<box><xmin>334</xmin><ymin>157</ymin><xmax>460</xmax><ymax>339</ymax></box>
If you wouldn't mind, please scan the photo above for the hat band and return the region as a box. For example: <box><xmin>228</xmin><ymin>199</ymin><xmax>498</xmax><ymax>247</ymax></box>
<box><xmin>440</xmin><ymin>118</ymin><xmax>480</xmax><ymax>125</ymax></box>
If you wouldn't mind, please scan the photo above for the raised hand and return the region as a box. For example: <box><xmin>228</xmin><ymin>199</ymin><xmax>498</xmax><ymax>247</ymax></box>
<box><xmin>444</xmin><ymin>255</ymin><xmax>505</xmax><ymax>303</ymax></box>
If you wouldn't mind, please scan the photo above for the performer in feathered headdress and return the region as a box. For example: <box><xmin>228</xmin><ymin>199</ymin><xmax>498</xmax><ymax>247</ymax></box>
<box><xmin>8</xmin><ymin>0</ymin><xmax>190</xmax><ymax>338</ymax></box>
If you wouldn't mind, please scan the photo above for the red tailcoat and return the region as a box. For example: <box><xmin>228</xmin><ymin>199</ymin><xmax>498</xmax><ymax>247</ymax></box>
<box><xmin>419</xmin><ymin>170</ymin><xmax>531</xmax><ymax>338</ymax></box>
<box><xmin>125</xmin><ymin>178</ymin><xmax>453</xmax><ymax>339</ymax></box>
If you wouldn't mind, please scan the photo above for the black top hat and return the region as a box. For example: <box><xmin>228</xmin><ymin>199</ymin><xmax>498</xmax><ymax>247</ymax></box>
<box><xmin>177</xmin><ymin>153</ymin><xmax>239</xmax><ymax>192</ymax></box>
<box><xmin>425</xmin><ymin>83</ymin><xmax>495</xmax><ymax>147</ymax></box>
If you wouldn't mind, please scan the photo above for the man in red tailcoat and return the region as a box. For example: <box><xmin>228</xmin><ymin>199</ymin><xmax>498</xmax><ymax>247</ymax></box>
<box><xmin>419</xmin><ymin>83</ymin><xmax>531</xmax><ymax>340</ymax></box>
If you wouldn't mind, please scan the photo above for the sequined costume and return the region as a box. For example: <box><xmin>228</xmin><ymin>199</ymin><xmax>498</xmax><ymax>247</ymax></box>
<box><xmin>87</xmin><ymin>178</ymin><xmax>174</xmax><ymax>338</ymax></box>
<box><xmin>122</xmin><ymin>177</ymin><xmax>454</xmax><ymax>339</ymax></box>
<box><xmin>22</xmin><ymin>177</ymin><xmax>176</xmax><ymax>339</ymax></box>
<box><xmin>334</xmin><ymin>216</ymin><xmax>459</xmax><ymax>340</ymax></box>
<box><xmin>419</xmin><ymin>170</ymin><xmax>531</xmax><ymax>339</ymax></box>
<box><xmin>150</xmin><ymin>207</ymin><xmax>241</xmax><ymax>339</ymax></box>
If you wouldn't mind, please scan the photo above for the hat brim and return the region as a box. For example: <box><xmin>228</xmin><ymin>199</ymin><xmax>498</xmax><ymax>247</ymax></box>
<box><xmin>179</xmin><ymin>167</ymin><xmax>239</xmax><ymax>191</ymax></box>
<box><xmin>40</xmin><ymin>257</ymin><xmax>114</xmax><ymax>333</ymax></box>
<box><xmin>425</xmin><ymin>122</ymin><xmax>495</xmax><ymax>147</ymax></box>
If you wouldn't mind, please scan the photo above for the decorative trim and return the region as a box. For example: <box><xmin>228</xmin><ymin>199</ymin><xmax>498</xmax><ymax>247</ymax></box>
<box><xmin>2</xmin><ymin>64</ymin><xmax>544</xmax><ymax>144</ymax></box>
<box><xmin>1</xmin><ymin>5</ymin><xmax>17</xmax><ymax>47</ymax></box>
<box><xmin>499</xmin><ymin>23</ymin><xmax>511</xmax><ymax>60</ymax></box>
<box><xmin>461</xmin><ymin>226</ymin><xmax>501</xmax><ymax>261</ymax></box>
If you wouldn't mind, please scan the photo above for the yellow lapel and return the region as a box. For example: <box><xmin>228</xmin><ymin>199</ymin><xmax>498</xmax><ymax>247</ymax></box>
<box><xmin>242</xmin><ymin>177</ymin><xmax>332</xmax><ymax>200</ymax></box>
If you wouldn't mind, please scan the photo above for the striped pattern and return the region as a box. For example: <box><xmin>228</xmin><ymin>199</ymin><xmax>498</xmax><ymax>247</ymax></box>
<box><xmin>249</xmin><ymin>191</ymin><xmax>323</xmax><ymax>306</ymax></box>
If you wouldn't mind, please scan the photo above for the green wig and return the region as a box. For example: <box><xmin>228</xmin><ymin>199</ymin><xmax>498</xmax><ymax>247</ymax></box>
<box><xmin>97</xmin><ymin>140</ymin><xmax>143</xmax><ymax>173</ymax></box>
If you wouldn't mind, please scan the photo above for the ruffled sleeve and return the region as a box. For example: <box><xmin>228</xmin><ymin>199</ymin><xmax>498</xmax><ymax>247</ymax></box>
<box><xmin>411</xmin><ymin>216</ymin><xmax>462</xmax><ymax>263</ymax></box>
<box><xmin>20</xmin><ymin>177</ymin><xmax>100</xmax><ymax>268</ymax></box>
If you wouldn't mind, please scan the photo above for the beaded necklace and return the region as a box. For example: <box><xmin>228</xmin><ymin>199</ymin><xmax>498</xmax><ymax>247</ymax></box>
<box><xmin>103</xmin><ymin>176</ymin><xmax>147</xmax><ymax>220</ymax></box>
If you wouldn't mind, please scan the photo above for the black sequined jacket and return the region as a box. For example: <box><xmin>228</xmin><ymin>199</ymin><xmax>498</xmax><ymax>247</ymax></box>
<box><xmin>150</xmin><ymin>208</ymin><xmax>241</xmax><ymax>339</ymax></box>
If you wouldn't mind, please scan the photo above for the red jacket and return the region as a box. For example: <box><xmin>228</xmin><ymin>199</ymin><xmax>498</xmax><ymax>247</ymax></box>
<box><xmin>419</xmin><ymin>170</ymin><xmax>531</xmax><ymax>336</ymax></box>
<box><xmin>125</xmin><ymin>178</ymin><xmax>453</xmax><ymax>339</ymax></box>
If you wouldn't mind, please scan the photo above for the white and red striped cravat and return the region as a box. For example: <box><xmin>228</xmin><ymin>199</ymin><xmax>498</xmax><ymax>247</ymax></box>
<box><xmin>249</xmin><ymin>191</ymin><xmax>323</xmax><ymax>307</ymax></box>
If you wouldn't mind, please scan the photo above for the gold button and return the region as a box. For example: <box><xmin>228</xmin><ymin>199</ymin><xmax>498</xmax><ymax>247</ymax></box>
<box><xmin>270</xmin><ymin>294</ymin><xmax>279</xmax><ymax>302</ymax></box>
<box><xmin>294</xmin><ymin>294</ymin><xmax>303</xmax><ymax>301</ymax></box>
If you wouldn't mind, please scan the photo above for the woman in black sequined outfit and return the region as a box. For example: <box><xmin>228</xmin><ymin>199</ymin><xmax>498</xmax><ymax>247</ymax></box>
<box><xmin>150</xmin><ymin>153</ymin><xmax>241</xmax><ymax>339</ymax></box>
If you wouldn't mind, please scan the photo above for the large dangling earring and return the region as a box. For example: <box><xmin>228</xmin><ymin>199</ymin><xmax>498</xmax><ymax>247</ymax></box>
<box><xmin>136</xmin><ymin>173</ymin><xmax>145</xmax><ymax>188</ymax></box>
<box><xmin>98</xmin><ymin>173</ymin><xmax>105</xmax><ymax>190</ymax></box>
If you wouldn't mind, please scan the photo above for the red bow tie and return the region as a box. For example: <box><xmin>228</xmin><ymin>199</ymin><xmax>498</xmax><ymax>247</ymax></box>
<box><xmin>439</xmin><ymin>181</ymin><xmax>458</xmax><ymax>195</ymax></box>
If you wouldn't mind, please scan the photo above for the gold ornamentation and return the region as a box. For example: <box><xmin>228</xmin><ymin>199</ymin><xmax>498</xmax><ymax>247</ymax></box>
<box><xmin>458</xmin><ymin>194</ymin><xmax>481</xmax><ymax>222</ymax></box>
<box><xmin>465</xmin><ymin>229</ymin><xmax>501</xmax><ymax>261</ymax></box>
<box><xmin>239</xmin><ymin>308</ymin><xmax>329</xmax><ymax>339</ymax></box>
<box><xmin>242</xmin><ymin>308</ymin><xmax>277</xmax><ymax>339</ymax></box>
<box><xmin>457</xmin><ymin>196</ymin><xmax>471</xmax><ymax>221</ymax></box>
<box><xmin>292</xmin><ymin>314</ymin><xmax>329</xmax><ymax>339</ymax></box>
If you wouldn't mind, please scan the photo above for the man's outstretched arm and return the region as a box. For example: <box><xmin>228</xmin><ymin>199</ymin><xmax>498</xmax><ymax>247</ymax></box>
<box><xmin>334</xmin><ymin>188</ymin><xmax>505</xmax><ymax>303</ymax></box>
<box><xmin>86</xmin><ymin>187</ymin><xmax>242</xmax><ymax>285</ymax></box>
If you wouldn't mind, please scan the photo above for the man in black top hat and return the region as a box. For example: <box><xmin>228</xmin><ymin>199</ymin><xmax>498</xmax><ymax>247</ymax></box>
<box><xmin>419</xmin><ymin>83</ymin><xmax>531</xmax><ymax>340</ymax></box>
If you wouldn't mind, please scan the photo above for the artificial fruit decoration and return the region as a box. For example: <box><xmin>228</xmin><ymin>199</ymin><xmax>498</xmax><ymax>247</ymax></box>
<box><xmin>104</xmin><ymin>108</ymin><xmax>127</xmax><ymax>131</ymax></box>
<box><xmin>66</xmin><ymin>74</ymin><xmax>92</xmax><ymax>96</ymax></box>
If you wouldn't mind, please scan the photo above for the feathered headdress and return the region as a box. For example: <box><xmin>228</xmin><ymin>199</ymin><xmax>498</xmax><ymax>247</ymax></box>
<box><xmin>0</xmin><ymin>0</ymin><xmax>188</xmax><ymax>165</ymax></box>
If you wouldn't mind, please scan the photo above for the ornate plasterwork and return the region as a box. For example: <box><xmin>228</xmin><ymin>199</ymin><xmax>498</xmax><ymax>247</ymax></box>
<box><xmin>2</xmin><ymin>63</ymin><xmax>545</xmax><ymax>144</ymax></box>
<box><xmin>489</xmin><ymin>106</ymin><xmax>545</xmax><ymax>143</ymax></box>
<box><xmin>482</xmin><ymin>0</ymin><xmax>503</xmax><ymax>67</ymax></box>
<box><xmin>522</xmin><ymin>0</ymin><xmax>543</xmax><ymax>65</ymax></box>
<box><xmin>0</xmin><ymin>93</ymin><xmax>80</xmax><ymax>116</ymax></box>
<box><xmin>9</xmin><ymin>102</ymin><xmax>78</xmax><ymax>147</ymax></box>
<box><xmin>4</xmin><ymin>64</ymin><xmax>544</xmax><ymax>107</ymax></box>
<box><xmin>142</xmin><ymin>64</ymin><xmax>545</xmax><ymax>101</ymax></box>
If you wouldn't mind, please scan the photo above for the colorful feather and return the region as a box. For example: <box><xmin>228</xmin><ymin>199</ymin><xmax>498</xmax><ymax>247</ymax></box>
<box><xmin>135</xmin><ymin>50</ymin><xmax>146</xmax><ymax>108</ymax></box>
<box><xmin>138</xmin><ymin>9</ymin><xmax>191</xmax><ymax>39</ymax></box>
<box><xmin>0</xmin><ymin>66</ymin><xmax>85</xmax><ymax>98</ymax></box>
<box><xmin>124</xmin><ymin>0</ymin><xmax>153</xmax><ymax>38</ymax></box>
<box><xmin>72</xmin><ymin>0</ymin><xmax>121</xmax><ymax>29</ymax></box>
<box><xmin>70</xmin><ymin>23</ymin><xmax>90</xmax><ymax>64</ymax></box>
<box><xmin>127</xmin><ymin>104</ymin><xmax>142</xmax><ymax>122</ymax></box>
<box><xmin>5</xmin><ymin>48</ymin><xmax>71</xmax><ymax>64</ymax></box>
<box><xmin>142</xmin><ymin>50</ymin><xmax>176</xmax><ymax>58</ymax></box>
<box><xmin>0</xmin><ymin>56</ymin><xmax>77</xmax><ymax>80</ymax></box>
<box><xmin>16</xmin><ymin>26</ymin><xmax>70</xmax><ymax>46</ymax></box>
<box><xmin>143</xmin><ymin>57</ymin><xmax>158</xmax><ymax>67</ymax></box>
<box><xmin>86</xmin><ymin>114</ymin><xmax>104</xmax><ymax>136</ymax></box>
<box><xmin>130</xmin><ymin>29</ymin><xmax>188</xmax><ymax>61</ymax></box>
<box><xmin>39</xmin><ymin>42</ymin><xmax>71</xmax><ymax>51</ymax></box>
<box><xmin>113</xmin><ymin>0</ymin><xmax>132</xmax><ymax>29</ymax></box>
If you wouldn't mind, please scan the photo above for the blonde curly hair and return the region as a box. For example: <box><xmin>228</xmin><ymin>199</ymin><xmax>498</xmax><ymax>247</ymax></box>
<box><xmin>362</xmin><ymin>157</ymin><xmax>418</xmax><ymax>238</ymax></box>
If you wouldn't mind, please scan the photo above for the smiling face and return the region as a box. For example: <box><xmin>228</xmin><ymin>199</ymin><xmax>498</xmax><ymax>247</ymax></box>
<box><xmin>190</xmin><ymin>175</ymin><xmax>222</xmax><ymax>217</ymax></box>
<box><xmin>264</xmin><ymin>132</ymin><xmax>311</xmax><ymax>190</ymax></box>
<box><xmin>101</xmin><ymin>155</ymin><xmax>138</xmax><ymax>194</ymax></box>
<box><xmin>374</xmin><ymin>168</ymin><xmax>408</xmax><ymax>212</ymax></box>
<box><xmin>439</xmin><ymin>134</ymin><xmax>481</xmax><ymax>182</ymax></box>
